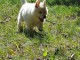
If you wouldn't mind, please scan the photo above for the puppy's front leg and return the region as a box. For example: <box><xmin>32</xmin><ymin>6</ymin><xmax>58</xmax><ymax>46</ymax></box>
<box><xmin>17</xmin><ymin>14</ymin><xmax>23</xmax><ymax>32</ymax></box>
<box><xmin>37</xmin><ymin>22</ymin><xmax>43</xmax><ymax>32</ymax></box>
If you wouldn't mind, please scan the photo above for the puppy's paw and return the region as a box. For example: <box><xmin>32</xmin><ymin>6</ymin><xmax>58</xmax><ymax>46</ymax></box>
<box><xmin>17</xmin><ymin>26</ymin><xmax>23</xmax><ymax>33</ymax></box>
<box><xmin>38</xmin><ymin>28</ymin><xmax>43</xmax><ymax>32</ymax></box>
<box><xmin>25</xmin><ymin>29</ymin><xmax>35</xmax><ymax>37</ymax></box>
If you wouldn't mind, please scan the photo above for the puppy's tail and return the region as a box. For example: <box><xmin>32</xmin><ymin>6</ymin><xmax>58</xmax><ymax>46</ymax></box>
<box><xmin>20</xmin><ymin>0</ymin><xmax>27</xmax><ymax>5</ymax></box>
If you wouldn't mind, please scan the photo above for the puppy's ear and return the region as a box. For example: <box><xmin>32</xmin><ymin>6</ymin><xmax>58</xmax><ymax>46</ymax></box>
<box><xmin>43</xmin><ymin>0</ymin><xmax>46</xmax><ymax>7</ymax></box>
<box><xmin>35</xmin><ymin>0</ymin><xmax>40</xmax><ymax>8</ymax></box>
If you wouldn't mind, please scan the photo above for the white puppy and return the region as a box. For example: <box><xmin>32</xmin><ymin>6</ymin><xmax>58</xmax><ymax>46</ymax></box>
<box><xmin>17</xmin><ymin>0</ymin><xmax>48</xmax><ymax>32</ymax></box>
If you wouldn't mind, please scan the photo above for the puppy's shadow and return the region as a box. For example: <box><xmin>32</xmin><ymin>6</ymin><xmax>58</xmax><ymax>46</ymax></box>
<box><xmin>23</xmin><ymin>28</ymin><xmax>45</xmax><ymax>39</ymax></box>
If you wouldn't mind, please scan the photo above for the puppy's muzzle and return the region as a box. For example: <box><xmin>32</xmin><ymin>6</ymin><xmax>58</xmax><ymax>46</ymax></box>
<box><xmin>39</xmin><ymin>16</ymin><xmax>46</xmax><ymax>22</ymax></box>
<box><xmin>43</xmin><ymin>16</ymin><xmax>46</xmax><ymax>19</ymax></box>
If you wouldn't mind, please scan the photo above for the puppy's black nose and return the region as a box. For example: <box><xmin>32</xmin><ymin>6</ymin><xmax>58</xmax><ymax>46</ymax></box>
<box><xmin>44</xmin><ymin>16</ymin><xmax>46</xmax><ymax>18</ymax></box>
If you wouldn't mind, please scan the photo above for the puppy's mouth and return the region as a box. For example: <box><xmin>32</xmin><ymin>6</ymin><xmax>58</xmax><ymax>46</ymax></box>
<box><xmin>39</xmin><ymin>17</ymin><xmax>44</xmax><ymax>22</ymax></box>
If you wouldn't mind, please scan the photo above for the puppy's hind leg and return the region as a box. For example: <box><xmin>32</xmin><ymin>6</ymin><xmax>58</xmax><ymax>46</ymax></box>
<box><xmin>17</xmin><ymin>13</ymin><xmax>23</xmax><ymax>32</ymax></box>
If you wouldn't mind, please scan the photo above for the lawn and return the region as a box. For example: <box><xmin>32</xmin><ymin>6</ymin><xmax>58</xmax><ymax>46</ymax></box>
<box><xmin>0</xmin><ymin>0</ymin><xmax>80</xmax><ymax>60</ymax></box>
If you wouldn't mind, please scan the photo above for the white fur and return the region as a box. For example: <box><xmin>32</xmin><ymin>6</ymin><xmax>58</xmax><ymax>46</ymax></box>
<box><xmin>17</xmin><ymin>0</ymin><xmax>48</xmax><ymax>31</ymax></box>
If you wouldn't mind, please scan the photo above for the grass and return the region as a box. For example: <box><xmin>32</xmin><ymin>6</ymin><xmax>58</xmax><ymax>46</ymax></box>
<box><xmin>0</xmin><ymin>0</ymin><xmax>80</xmax><ymax>60</ymax></box>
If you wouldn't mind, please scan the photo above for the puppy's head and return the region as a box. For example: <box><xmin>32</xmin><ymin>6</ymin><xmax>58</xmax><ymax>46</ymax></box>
<box><xmin>35</xmin><ymin>0</ymin><xmax>48</xmax><ymax>22</ymax></box>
